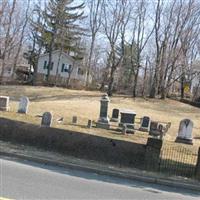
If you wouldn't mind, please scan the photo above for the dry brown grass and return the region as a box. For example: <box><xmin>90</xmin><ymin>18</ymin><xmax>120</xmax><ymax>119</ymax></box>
<box><xmin>0</xmin><ymin>85</ymin><xmax>200</xmax><ymax>147</ymax></box>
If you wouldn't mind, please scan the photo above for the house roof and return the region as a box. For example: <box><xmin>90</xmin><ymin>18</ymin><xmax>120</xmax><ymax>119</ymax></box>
<box><xmin>39</xmin><ymin>50</ymin><xmax>75</xmax><ymax>63</ymax></box>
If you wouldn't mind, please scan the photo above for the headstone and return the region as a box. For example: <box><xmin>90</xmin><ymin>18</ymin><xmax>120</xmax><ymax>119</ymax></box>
<box><xmin>139</xmin><ymin>116</ymin><xmax>151</xmax><ymax>132</ymax></box>
<box><xmin>110</xmin><ymin>108</ymin><xmax>119</xmax><ymax>122</ymax></box>
<box><xmin>149</xmin><ymin>121</ymin><xmax>159</xmax><ymax>136</ymax></box>
<box><xmin>119</xmin><ymin>109</ymin><xmax>136</xmax><ymax>127</ymax></box>
<box><xmin>72</xmin><ymin>116</ymin><xmax>77</xmax><ymax>124</ymax></box>
<box><xmin>96</xmin><ymin>94</ymin><xmax>110</xmax><ymax>129</ymax></box>
<box><xmin>87</xmin><ymin>120</ymin><xmax>92</xmax><ymax>128</ymax></box>
<box><xmin>122</xmin><ymin>124</ymin><xmax>127</xmax><ymax>134</ymax></box>
<box><xmin>158</xmin><ymin>124</ymin><xmax>164</xmax><ymax>140</ymax></box>
<box><xmin>0</xmin><ymin>96</ymin><xmax>10</xmax><ymax>111</ymax></box>
<box><xmin>175</xmin><ymin>119</ymin><xmax>193</xmax><ymax>145</ymax></box>
<box><xmin>41</xmin><ymin>112</ymin><xmax>53</xmax><ymax>127</ymax></box>
<box><xmin>18</xmin><ymin>96</ymin><xmax>29</xmax><ymax>114</ymax></box>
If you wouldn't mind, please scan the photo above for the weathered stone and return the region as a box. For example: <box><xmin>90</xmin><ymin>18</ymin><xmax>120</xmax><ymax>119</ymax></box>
<box><xmin>121</xmin><ymin>123</ymin><xmax>135</xmax><ymax>134</ymax></box>
<box><xmin>119</xmin><ymin>110</ymin><xmax>136</xmax><ymax>127</ymax></box>
<box><xmin>72</xmin><ymin>116</ymin><xmax>78</xmax><ymax>124</ymax></box>
<box><xmin>145</xmin><ymin>138</ymin><xmax>163</xmax><ymax>171</ymax></box>
<box><xmin>122</xmin><ymin>124</ymin><xmax>127</xmax><ymax>134</ymax></box>
<box><xmin>149</xmin><ymin>121</ymin><xmax>159</xmax><ymax>136</ymax></box>
<box><xmin>0</xmin><ymin>96</ymin><xmax>10</xmax><ymax>111</ymax></box>
<box><xmin>110</xmin><ymin>108</ymin><xmax>119</xmax><ymax>122</ymax></box>
<box><xmin>87</xmin><ymin>120</ymin><xmax>92</xmax><ymax>128</ymax></box>
<box><xmin>41</xmin><ymin>112</ymin><xmax>53</xmax><ymax>127</ymax></box>
<box><xmin>96</xmin><ymin>94</ymin><xmax>110</xmax><ymax>129</ymax></box>
<box><xmin>18</xmin><ymin>96</ymin><xmax>29</xmax><ymax>114</ymax></box>
<box><xmin>139</xmin><ymin>116</ymin><xmax>151</xmax><ymax>132</ymax></box>
<box><xmin>158</xmin><ymin>124</ymin><xmax>164</xmax><ymax>140</ymax></box>
<box><xmin>175</xmin><ymin>119</ymin><xmax>193</xmax><ymax>145</ymax></box>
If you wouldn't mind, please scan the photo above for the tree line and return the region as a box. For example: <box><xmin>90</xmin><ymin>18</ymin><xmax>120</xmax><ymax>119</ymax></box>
<box><xmin>0</xmin><ymin>0</ymin><xmax>200</xmax><ymax>99</ymax></box>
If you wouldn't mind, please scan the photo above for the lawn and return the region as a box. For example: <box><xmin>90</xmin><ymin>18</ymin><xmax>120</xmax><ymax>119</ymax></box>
<box><xmin>0</xmin><ymin>85</ymin><xmax>200</xmax><ymax>147</ymax></box>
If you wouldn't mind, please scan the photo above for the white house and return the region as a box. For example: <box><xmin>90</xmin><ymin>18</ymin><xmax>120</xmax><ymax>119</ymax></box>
<box><xmin>36</xmin><ymin>50</ymin><xmax>91</xmax><ymax>87</ymax></box>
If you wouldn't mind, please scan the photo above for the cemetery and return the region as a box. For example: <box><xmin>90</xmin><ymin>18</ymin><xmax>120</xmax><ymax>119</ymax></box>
<box><xmin>0</xmin><ymin>85</ymin><xmax>200</xmax><ymax>180</ymax></box>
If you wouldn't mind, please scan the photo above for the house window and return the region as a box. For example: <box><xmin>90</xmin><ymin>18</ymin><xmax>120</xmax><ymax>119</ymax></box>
<box><xmin>77</xmin><ymin>68</ymin><xmax>84</xmax><ymax>75</ymax></box>
<box><xmin>68</xmin><ymin>65</ymin><xmax>72</xmax><ymax>72</ymax></box>
<box><xmin>61</xmin><ymin>64</ymin><xmax>72</xmax><ymax>73</ymax></box>
<box><xmin>64</xmin><ymin>65</ymin><xmax>69</xmax><ymax>72</ymax></box>
<box><xmin>43</xmin><ymin>61</ymin><xmax>47</xmax><ymax>69</ymax></box>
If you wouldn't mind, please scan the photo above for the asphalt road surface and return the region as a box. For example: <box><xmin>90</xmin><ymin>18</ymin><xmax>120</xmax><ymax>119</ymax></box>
<box><xmin>0</xmin><ymin>157</ymin><xmax>200</xmax><ymax>200</ymax></box>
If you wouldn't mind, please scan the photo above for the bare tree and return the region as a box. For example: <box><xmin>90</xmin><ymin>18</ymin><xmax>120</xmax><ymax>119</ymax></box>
<box><xmin>149</xmin><ymin>0</ymin><xmax>200</xmax><ymax>99</ymax></box>
<box><xmin>102</xmin><ymin>0</ymin><xmax>131</xmax><ymax>96</ymax></box>
<box><xmin>12</xmin><ymin>0</ymin><xmax>30</xmax><ymax>79</ymax></box>
<box><xmin>130</xmin><ymin>0</ymin><xmax>154</xmax><ymax>97</ymax></box>
<box><xmin>0</xmin><ymin>0</ymin><xmax>16</xmax><ymax>82</ymax></box>
<box><xmin>85</xmin><ymin>0</ymin><xmax>102</xmax><ymax>87</ymax></box>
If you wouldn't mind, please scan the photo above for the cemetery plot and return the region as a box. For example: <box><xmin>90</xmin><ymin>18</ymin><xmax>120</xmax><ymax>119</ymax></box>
<box><xmin>0</xmin><ymin>85</ymin><xmax>200</xmax><ymax>146</ymax></box>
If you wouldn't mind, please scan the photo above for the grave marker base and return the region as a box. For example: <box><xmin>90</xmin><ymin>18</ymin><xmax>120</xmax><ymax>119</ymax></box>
<box><xmin>96</xmin><ymin>122</ymin><xmax>110</xmax><ymax>129</ymax></box>
<box><xmin>175</xmin><ymin>137</ymin><xmax>193</xmax><ymax>145</ymax></box>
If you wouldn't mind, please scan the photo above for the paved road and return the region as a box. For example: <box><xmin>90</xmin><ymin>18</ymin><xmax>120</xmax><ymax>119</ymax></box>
<box><xmin>0</xmin><ymin>157</ymin><xmax>199</xmax><ymax>200</ymax></box>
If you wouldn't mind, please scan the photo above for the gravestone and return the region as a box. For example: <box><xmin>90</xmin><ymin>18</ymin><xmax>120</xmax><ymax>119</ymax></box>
<box><xmin>87</xmin><ymin>120</ymin><xmax>92</xmax><ymax>128</ymax></box>
<box><xmin>139</xmin><ymin>116</ymin><xmax>151</xmax><ymax>132</ymax></box>
<box><xmin>149</xmin><ymin>121</ymin><xmax>159</xmax><ymax>136</ymax></box>
<box><xmin>158</xmin><ymin>124</ymin><xmax>164</xmax><ymax>140</ymax></box>
<box><xmin>0</xmin><ymin>96</ymin><xmax>10</xmax><ymax>111</ymax></box>
<box><xmin>122</xmin><ymin>124</ymin><xmax>127</xmax><ymax>134</ymax></box>
<box><xmin>96</xmin><ymin>94</ymin><xmax>110</xmax><ymax>129</ymax></box>
<box><xmin>119</xmin><ymin>110</ymin><xmax>136</xmax><ymax>127</ymax></box>
<box><xmin>72</xmin><ymin>116</ymin><xmax>78</xmax><ymax>124</ymax></box>
<box><xmin>175</xmin><ymin>119</ymin><xmax>193</xmax><ymax>145</ymax></box>
<box><xmin>41</xmin><ymin>112</ymin><xmax>53</xmax><ymax>127</ymax></box>
<box><xmin>110</xmin><ymin>109</ymin><xmax>119</xmax><ymax>122</ymax></box>
<box><xmin>18</xmin><ymin>96</ymin><xmax>29</xmax><ymax>114</ymax></box>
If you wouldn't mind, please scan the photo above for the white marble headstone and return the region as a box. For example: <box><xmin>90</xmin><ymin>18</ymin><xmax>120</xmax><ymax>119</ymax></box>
<box><xmin>177</xmin><ymin>119</ymin><xmax>193</xmax><ymax>140</ymax></box>
<box><xmin>41</xmin><ymin>112</ymin><xmax>53</xmax><ymax>127</ymax></box>
<box><xmin>18</xmin><ymin>96</ymin><xmax>29</xmax><ymax>114</ymax></box>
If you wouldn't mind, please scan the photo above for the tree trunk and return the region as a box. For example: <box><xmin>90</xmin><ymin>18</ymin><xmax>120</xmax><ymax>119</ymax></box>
<box><xmin>132</xmin><ymin>67</ymin><xmax>139</xmax><ymax>97</ymax></box>
<box><xmin>181</xmin><ymin>74</ymin><xmax>185</xmax><ymax>99</ymax></box>
<box><xmin>149</xmin><ymin>71</ymin><xmax>158</xmax><ymax>98</ymax></box>
<box><xmin>55</xmin><ymin>50</ymin><xmax>62</xmax><ymax>86</ymax></box>
<box><xmin>142</xmin><ymin>59</ymin><xmax>148</xmax><ymax>97</ymax></box>
<box><xmin>107</xmin><ymin>66</ymin><xmax>115</xmax><ymax>96</ymax></box>
<box><xmin>86</xmin><ymin>37</ymin><xmax>95</xmax><ymax>87</ymax></box>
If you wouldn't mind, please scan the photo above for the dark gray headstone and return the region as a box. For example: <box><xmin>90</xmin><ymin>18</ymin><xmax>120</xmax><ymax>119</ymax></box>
<box><xmin>139</xmin><ymin>116</ymin><xmax>150</xmax><ymax>132</ymax></box>
<box><xmin>41</xmin><ymin>112</ymin><xmax>53</xmax><ymax>127</ymax></box>
<box><xmin>120</xmin><ymin>110</ymin><xmax>136</xmax><ymax>125</ymax></box>
<box><xmin>149</xmin><ymin>121</ymin><xmax>159</xmax><ymax>136</ymax></box>
<box><xmin>72</xmin><ymin>116</ymin><xmax>78</xmax><ymax>124</ymax></box>
<box><xmin>111</xmin><ymin>108</ymin><xmax>119</xmax><ymax>122</ymax></box>
<box><xmin>96</xmin><ymin>94</ymin><xmax>110</xmax><ymax>129</ymax></box>
<box><xmin>87</xmin><ymin>120</ymin><xmax>92</xmax><ymax>128</ymax></box>
<box><xmin>150</xmin><ymin>121</ymin><xmax>158</xmax><ymax>131</ymax></box>
<box><xmin>122</xmin><ymin>124</ymin><xmax>127</xmax><ymax>134</ymax></box>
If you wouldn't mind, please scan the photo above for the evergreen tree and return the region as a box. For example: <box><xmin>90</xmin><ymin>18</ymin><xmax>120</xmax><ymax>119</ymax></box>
<box><xmin>32</xmin><ymin>0</ymin><xmax>85</xmax><ymax>81</ymax></box>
